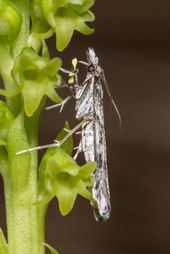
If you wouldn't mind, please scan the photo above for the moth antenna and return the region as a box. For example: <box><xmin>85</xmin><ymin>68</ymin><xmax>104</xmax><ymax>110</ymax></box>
<box><xmin>101</xmin><ymin>70</ymin><xmax>122</xmax><ymax>128</ymax></box>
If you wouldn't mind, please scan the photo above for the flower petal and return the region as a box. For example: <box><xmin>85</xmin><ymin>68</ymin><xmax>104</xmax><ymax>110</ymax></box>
<box><xmin>79</xmin><ymin>161</ymin><xmax>96</xmax><ymax>179</ymax></box>
<box><xmin>44</xmin><ymin>243</ymin><xmax>60</xmax><ymax>254</ymax></box>
<box><xmin>71</xmin><ymin>0</ymin><xmax>95</xmax><ymax>14</ymax></box>
<box><xmin>56</xmin><ymin>180</ymin><xmax>77</xmax><ymax>215</ymax></box>
<box><xmin>55</xmin><ymin>8</ymin><xmax>94</xmax><ymax>51</ymax></box>
<box><xmin>47</xmin><ymin>149</ymin><xmax>79</xmax><ymax>176</ymax></box>
<box><xmin>77</xmin><ymin>179</ymin><xmax>92</xmax><ymax>200</ymax></box>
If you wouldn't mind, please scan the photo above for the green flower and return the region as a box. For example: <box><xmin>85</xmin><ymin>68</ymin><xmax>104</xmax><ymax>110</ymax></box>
<box><xmin>31</xmin><ymin>0</ymin><xmax>95</xmax><ymax>51</ymax></box>
<box><xmin>38</xmin><ymin>148</ymin><xmax>96</xmax><ymax>215</ymax></box>
<box><xmin>12</xmin><ymin>44</ymin><xmax>62</xmax><ymax>116</ymax></box>
<box><xmin>37</xmin><ymin>122</ymin><xmax>96</xmax><ymax>215</ymax></box>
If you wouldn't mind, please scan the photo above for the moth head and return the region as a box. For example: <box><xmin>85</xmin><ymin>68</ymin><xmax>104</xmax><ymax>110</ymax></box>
<box><xmin>87</xmin><ymin>63</ymin><xmax>96</xmax><ymax>73</ymax></box>
<box><xmin>87</xmin><ymin>62</ymin><xmax>102</xmax><ymax>78</ymax></box>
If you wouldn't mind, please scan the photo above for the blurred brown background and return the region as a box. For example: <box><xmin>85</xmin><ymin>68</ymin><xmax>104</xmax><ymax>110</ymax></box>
<box><xmin>1</xmin><ymin>1</ymin><xmax>170</xmax><ymax>253</ymax></box>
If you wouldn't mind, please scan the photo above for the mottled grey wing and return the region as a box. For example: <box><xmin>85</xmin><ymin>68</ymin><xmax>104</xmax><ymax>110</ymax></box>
<box><xmin>75</xmin><ymin>80</ymin><xmax>93</xmax><ymax>120</ymax></box>
<box><xmin>91</xmin><ymin>77</ymin><xmax>111</xmax><ymax>221</ymax></box>
<box><xmin>80</xmin><ymin>76</ymin><xmax>111</xmax><ymax>221</ymax></box>
<box><xmin>75</xmin><ymin>47</ymin><xmax>111</xmax><ymax>221</ymax></box>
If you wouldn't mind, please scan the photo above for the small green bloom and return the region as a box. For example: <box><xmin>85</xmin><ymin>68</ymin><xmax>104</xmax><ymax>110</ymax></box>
<box><xmin>31</xmin><ymin>0</ymin><xmax>95</xmax><ymax>51</ymax></box>
<box><xmin>12</xmin><ymin>46</ymin><xmax>62</xmax><ymax>116</ymax></box>
<box><xmin>54</xmin><ymin>7</ymin><xmax>94</xmax><ymax>51</ymax></box>
<box><xmin>37</xmin><ymin>123</ymin><xmax>96</xmax><ymax>216</ymax></box>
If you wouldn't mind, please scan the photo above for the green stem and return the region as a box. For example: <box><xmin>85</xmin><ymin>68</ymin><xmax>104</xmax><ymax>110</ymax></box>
<box><xmin>25</xmin><ymin>113</ymin><xmax>47</xmax><ymax>254</ymax></box>
<box><xmin>4</xmin><ymin>114</ymin><xmax>46</xmax><ymax>254</ymax></box>
<box><xmin>4</xmin><ymin>169</ymin><xmax>37</xmax><ymax>254</ymax></box>
<box><xmin>4</xmin><ymin>160</ymin><xmax>46</xmax><ymax>254</ymax></box>
<box><xmin>1</xmin><ymin>2</ymin><xmax>46</xmax><ymax>253</ymax></box>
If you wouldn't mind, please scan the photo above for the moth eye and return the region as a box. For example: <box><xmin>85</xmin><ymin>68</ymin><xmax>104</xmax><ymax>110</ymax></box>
<box><xmin>88</xmin><ymin>64</ymin><xmax>95</xmax><ymax>73</ymax></box>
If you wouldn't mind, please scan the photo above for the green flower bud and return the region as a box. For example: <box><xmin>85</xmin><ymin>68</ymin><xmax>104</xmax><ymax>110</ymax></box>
<box><xmin>0</xmin><ymin>0</ymin><xmax>21</xmax><ymax>43</ymax></box>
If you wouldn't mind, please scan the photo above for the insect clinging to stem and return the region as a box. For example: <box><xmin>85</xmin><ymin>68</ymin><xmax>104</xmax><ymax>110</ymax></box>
<box><xmin>17</xmin><ymin>48</ymin><xmax>121</xmax><ymax>222</ymax></box>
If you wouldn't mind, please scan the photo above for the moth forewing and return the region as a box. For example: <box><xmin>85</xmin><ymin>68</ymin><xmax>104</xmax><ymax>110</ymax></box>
<box><xmin>92</xmin><ymin>78</ymin><xmax>111</xmax><ymax>221</ymax></box>
<box><xmin>75</xmin><ymin>48</ymin><xmax>111</xmax><ymax>221</ymax></box>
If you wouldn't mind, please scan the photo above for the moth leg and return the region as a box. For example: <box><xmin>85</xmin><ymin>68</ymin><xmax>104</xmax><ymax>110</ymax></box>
<box><xmin>75</xmin><ymin>131</ymin><xmax>82</xmax><ymax>135</ymax></box>
<box><xmin>73</xmin><ymin>146</ymin><xmax>80</xmax><ymax>150</ymax></box>
<box><xmin>16</xmin><ymin>141</ymin><xmax>61</xmax><ymax>155</ymax></box>
<box><xmin>57</xmin><ymin>79</ymin><xmax>70</xmax><ymax>89</ymax></box>
<box><xmin>63</xmin><ymin>128</ymin><xmax>70</xmax><ymax>133</ymax></box>
<box><xmin>59</xmin><ymin>67</ymin><xmax>73</xmax><ymax>74</ymax></box>
<box><xmin>73</xmin><ymin>141</ymin><xmax>82</xmax><ymax>160</ymax></box>
<box><xmin>82</xmin><ymin>76</ymin><xmax>92</xmax><ymax>86</ymax></box>
<box><xmin>46</xmin><ymin>71</ymin><xmax>78</xmax><ymax>111</ymax></box>
<box><xmin>78</xmin><ymin>61</ymin><xmax>88</xmax><ymax>66</ymax></box>
<box><xmin>45</xmin><ymin>95</ymin><xmax>72</xmax><ymax>112</ymax></box>
<box><xmin>16</xmin><ymin>117</ymin><xmax>90</xmax><ymax>155</ymax></box>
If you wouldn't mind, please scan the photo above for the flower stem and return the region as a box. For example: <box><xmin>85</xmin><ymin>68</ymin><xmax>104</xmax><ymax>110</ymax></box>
<box><xmin>1</xmin><ymin>1</ymin><xmax>46</xmax><ymax>253</ymax></box>
<box><xmin>3</xmin><ymin>113</ymin><xmax>46</xmax><ymax>254</ymax></box>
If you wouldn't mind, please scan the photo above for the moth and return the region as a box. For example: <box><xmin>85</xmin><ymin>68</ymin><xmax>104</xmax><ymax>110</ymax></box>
<box><xmin>73</xmin><ymin>48</ymin><xmax>121</xmax><ymax>221</ymax></box>
<box><xmin>17</xmin><ymin>48</ymin><xmax>121</xmax><ymax>222</ymax></box>
<box><xmin>76</xmin><ymin>49</ymin><xmax>111</xmax><ymax>221</ymax></box>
